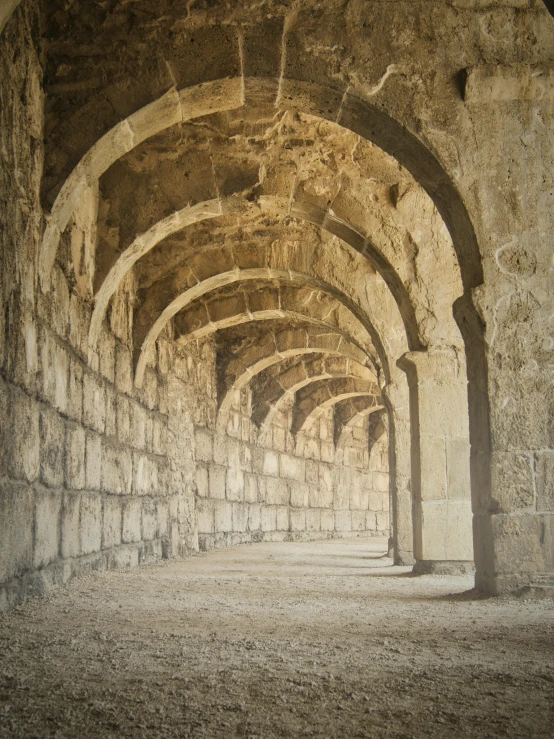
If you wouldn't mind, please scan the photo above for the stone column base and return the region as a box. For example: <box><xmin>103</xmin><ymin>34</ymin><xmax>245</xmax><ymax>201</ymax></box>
<box><xmin>413</xmin><ymin>559</ymin><xmax>475</xmax><ymax>576</ymax></box>
<box><xmin>395</xmin><ymin>550</ymin><xmax>415</xmax><ymax>566</ymax></box>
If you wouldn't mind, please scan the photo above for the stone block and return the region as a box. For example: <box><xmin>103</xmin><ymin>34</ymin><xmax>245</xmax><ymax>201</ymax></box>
<box><xmin>352</xmin><ymin>510</ymin><xmax>366</xmax><ymax>531</ymax></box>
<box><xmin>242</xmin><ymin>503</ymin><xmax>259</xmax><ymax>534</ymax></box>
<box><xmin>50</xmin><ymin>266</ymin><xmax>71</xmax><ymax>338</ymax></box>
<box><xmin>366</xmin><ymin>511</ymin><xmax>377</xmax><ymax>531</ymax></box>
<box><xmin>152</xmin><ymin>418</ymin><xmax>167</xmax><ymax>456</ymax></box>
<box><xmin>265</xmin><ymin>477</ymin><xmax>289</xmax><ymax>506</ymax></box>
<box><xmin>195</xmin><ymin>428</ymin><xmax>213</xmax><ymax>462</ymax></box>
<box><xmin>209</xmin><ymin>464</ymin><xmax>226</xmax><ymax>499</ymax></box>
<box><xmin>130</xmin><ymin>403</ymin><xmax>147</xmax><ymax>449</ymax></box>
<box><xmin>261</xmin><ymin>506</ymin><xmax>277</xmax><ymax>532</ymax></box>
<box><xmin>290</xmin><ymin>481</ymin><xmax>310</xmax><ymax>508</ymax></box>
<box><xmin>376</xmin><ymin>510</ymin><xmax>390</xmax><ymax>532</ymax></box>
<box><xmin>319</xmin><ymin>463</ymin><xmax>334</xmax><ymax>493</ymax></box>
<box><xmin>276</xmin><ymin>506</ymin><xmax>289</xmax><ymax>531</ymax></box>
<box><xmin>279</xmin><ymin>454</ymin><xmax>305</xmax><ymax>481</ymax></box>
<box><xmin>215</xmin><ymin>501</ymin><xmax>233</xmax><ymax>533</ymax></box>
<box><xmin>490</xmin><ymin>512</ymin><xmax>554</xmax><ymax>578</ymax></box>
<box><xmin>290</xmin><ymin>508</ymin><xmax>306</xmax><ymax>532</ymax></box>
<box><xmin>334</xmin><ymin>510</ymin><xmax>352</xmax><ymax>532</ymax></box>
<box><xmin>34</xmin><ymin>489</ymin><xmax>61</xmax><ymax>568</ymax></box>
<box><xmin>244</xmin><ymin>473</ymin><xmax>258</xmax><ymax>503</ymax></box>
<box><xmin>116</xmin><ymin>395</ymin><xmax>131</xmax><ymax>446</ymax></box>
<box><xmin>122</xmin><ymin>499</ymin><xmax>142</xmax><ymax>543</ymax></box>
<box><xmin>98</xmin><ymin>327</ymin><xmax>116</xmax><ymax>383</ymax></box>
<box><xmin>0</xmin><ymin>483</ymin><xmax>33</xmax><ymax>582</ymax></box>
<box><xmin>61</xmin><ymin>492</ymin><xmax>80</xmax><ymax>559</ymax></box>
<box><xmin>82</xmin><ymin>372</ymin><xmax>106</xmax><ymax>433</ymax></box>
<box><xmin>263</xmin><ymin>450</ymin><xmax>279</xmax><ymax>476</ymax></box>
<box><xmin>349</xmin><ymin>475</ymin><xmax>364</xmax><ymax>510</ymax></box>
<box><xmin>101</xmin><ymin>444</ymin><xmax>132</xmax><ymax>495</ymax></box>
<box><xmin>368</xmin><ymin>492</ymin><xmax>383</xmax><ymax>512</ymax></box>
<box><xmin>306</xmin><ymin>508</ymin><xmax>321</xmax><ymax>532</ymax></box>
<box><xmin>535</xmin><ymin>452</ymin><xmax>554</xmax><ymax>512</ymax></box>
<box><xmin>490</xmin><ymin>451</ymin><xmax>535</xmax><ymax>513</ymax></box>
<box><xmin>303</xmin><ymin>437</ymin><xmax>321</xmax><ymax>460</ymax></box>
<box><xmin>321</xmin><ymin>509</ymin><xmax>335</xmax><ymax>532</ymax></box>
<box><xmin>144</xmin><ymin>415</ymin><xmax>154</xmax><ymax>453</ymax></box>
<box><xmin>8</xmin><ymin>392</ymin><xmax>40</xmax><ymax>482</ymax></box>
<box><xmin>272</xmin><ymin>426</ymin><xmax>286</xmax><ymax>452</ymax></box>
<box><xmin>374</xmin><ymin>471</ymin><xmax>390</xmax><ymax>494</ymax></box>
<box><xmin>446</xmin><ymin>438</ymin><xmax>471</xmax><ymax>501</ymax></box>
<box><xmin>141</xmin><ymin>369</ymin><xmax>159</xmax><ymax>411</ymax></box>
<box><xmin>157</xmin><ymin>500</ymin><xmax>169</xmax><ymax>538</ymax></box>
<box><xmin>334</xmin><ymin>472</ymin><xmax>350</xmax><ymax>510</ymax></box>
<box><xmin>133</xmin><ymin>454</ymin><xmax>157</xmax><ymax>496</ymax></box>
<box><xmin>419</xmin><ymin>500</ymin><xmax>472</xmax><ymax>561</ymax></box>
<box><xmin>321</xmin><ymin>442</ymin><xmax>335</xmax><ymax>464</ymax></box>
<box><xmin>196</xmin><ymin>465</ymin><xmax>209</xmax><ymax>497</ymax></box>
<box><xmin>104</xmin><ymin>386</ymin><xmax>117</xmax><ymax>438</ymax></box>
<box><xmin>142</xmin><ymin>499</ymin><xmax>157</xmax><ymax>540</ymax></box>
<box><xmin>65</xmin><ymin>424</ymin><xmax>86</xmax><ymax>490</ymax></box>
<box><xmin>213</xmin><ymin>435</ymin><xmax>227</xmax><ymax>465</ymax></box>
<box><xmin>39</xmin><ymin>410</ymin><xmax>65</xmax><ymax>488</ymax></box>
<box><xmin>40</xmin><ymin>332</ymin><xmax>69</xmax><ymax>414</ymax></box>
<box><xmin>355</xmin><ymin>485</ymin><xmax>370</xmax><ymax>511</ymax></box>
<box><xmin>81</xmin><ymin>494</ymin><xmax>102</xmax><ymax>555</ymax></box>
<box><xmin>69</xmin><ymin>293</ymin><xmax>90</xmax><ymax>359</ymax></box>
<box><xmin>305</xmin><ymin>459</ymin><xmax>319</xmax><ymax>484</ymax></box>
<box><xmin>85</xmin><ymin>433</ymin><xmax>102</xmax><ymax>490</ymax></box>
<box><xmin>420</xmin><ymin>436</ymin><xmax>447</xmax><ymax>501</ymax></box>
<box><xmin>197</xmin><ymin>499</ymin><xmax>215</xmax><ymax>534</ymax></box>
<box><xmin>420</xmin><ymin>381</ymin><xmax>469</xmax><ymax>439</ymax></box>
<box><xmin>102</xmin><ymin>496</ymin><xmax>122</xmax><ymax>549</ymax></box>
<box><xmin>115</xmin><ymin>343</ymin><xmax>133</xmax><ymax>395</ymax></box>
<box><xmin>232</xmin><ymin>503</ymin><xmax>249</xmax><ymax>533</ymax></box>
<box><xmin>226</xmin><ymin>462</ymin><xmax>244</xmax><ymax>501</ymax></box>
<box><xmin>67</xmin><ymin>358</ymin><xmax>83</xmax><ymax>422</ymax></box>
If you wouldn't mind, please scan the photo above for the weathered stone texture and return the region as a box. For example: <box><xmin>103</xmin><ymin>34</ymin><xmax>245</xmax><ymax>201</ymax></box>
<box><xmin>2</xmin><ymin>0</ymin><xmax>551</xmax><ymax>606</ymax></box>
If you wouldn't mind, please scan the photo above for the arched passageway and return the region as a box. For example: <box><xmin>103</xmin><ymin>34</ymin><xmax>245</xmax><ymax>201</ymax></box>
<box><xmin>1</xmin><ymin>0</ymin><xmax>552</xmax><ymax>616</ymax></box>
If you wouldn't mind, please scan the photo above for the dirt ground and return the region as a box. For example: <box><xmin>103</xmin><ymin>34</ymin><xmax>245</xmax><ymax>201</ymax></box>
<box><xmin>0</xmin><ymin>538</ymin><xmax>553</xmax><ymax>739</ymax></box>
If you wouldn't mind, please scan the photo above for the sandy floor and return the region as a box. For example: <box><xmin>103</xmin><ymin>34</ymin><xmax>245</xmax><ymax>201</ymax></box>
<box><xmin>0</xmin><ymin>538</ymin><xmax>553</xmax><ymax>738</ymax></box>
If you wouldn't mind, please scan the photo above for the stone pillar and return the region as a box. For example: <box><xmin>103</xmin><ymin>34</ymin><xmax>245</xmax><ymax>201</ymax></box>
<box><xmin>398</xmin><ymin>350</ymin><xmax>474</xmax><ymax>574</ymax></box>
<box><xmin>383</xmin><ymin>379</ymin><xmax>414</xmax><ymax>566</ymax></box>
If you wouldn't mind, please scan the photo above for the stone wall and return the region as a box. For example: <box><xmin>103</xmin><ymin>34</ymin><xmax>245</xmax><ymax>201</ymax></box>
<box><xmin>0</xmin><ymin>2</ymin><xmax>191</xmax><ymax>607</ymax></box>
<box><xmin>0</xmin><ymin>5</ymin><xmax>387</xmax><ymax>608</ymax></box>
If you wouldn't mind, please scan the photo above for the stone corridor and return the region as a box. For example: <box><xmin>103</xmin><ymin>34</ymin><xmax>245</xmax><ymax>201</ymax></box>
<box><xmin>0</xmin><ymin>538</ymin><xmax>553</xmax><ymax>738</ymax></box>
<box><xmin>1</xmin><ymin>0</ymin><xmax>554</xmax><ymax>734</ymax></box>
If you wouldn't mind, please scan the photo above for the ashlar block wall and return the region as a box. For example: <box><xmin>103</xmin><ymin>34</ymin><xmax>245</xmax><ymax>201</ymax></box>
<box><xmin>0</xmin><ymin>1</ymin><xmax>388</xmax><ymax>609</ymax></box>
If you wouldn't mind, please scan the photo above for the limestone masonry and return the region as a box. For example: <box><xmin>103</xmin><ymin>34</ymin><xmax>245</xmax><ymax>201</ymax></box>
<box><xmin>1</xmin><ymin>0</ymin><xmax>553</xmax><ymax>607</ymax></box>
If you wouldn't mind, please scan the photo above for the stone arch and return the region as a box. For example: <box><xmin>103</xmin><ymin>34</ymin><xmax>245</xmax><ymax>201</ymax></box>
<box><xmin>172</xmin><ymin>283</ymin><xmax>378</xmax><ymax>367</ymax></box>
<box><xmin>255</xmin><ymin>362</ymin><xmax>379</xmax><ymax>435</ymax></box>
<box><xmin>291</xmin><ymin>383</ymin><xmax>383</xmax><ymax>438</ymax></box>
<box><xmin>134</xmin><ymin>270</ymin><xmax>385</xmax><ymax>388</ymax></box>
<box><xmin>40</xmin><ymin>77</ymin><xmax>481</xmax><ymax>296</ymax></box>
<box><xmin>217</xmin><ymin>326</ymin><xmax>371</xmax><ymax>422</ymax></box>
<box><xmin>38</xmin><ymin>55</ymin><xmax>482</xmax><ymax>580</ymax></box>
<box><xmin>334</xmin><ymin>401</ymin><xmax>387</xmax><ymax>451</ymax></box>
<box><xmin>87</xmin><ymin>192</ymin><xmax>419</xmax><ymax>362</ymax></box>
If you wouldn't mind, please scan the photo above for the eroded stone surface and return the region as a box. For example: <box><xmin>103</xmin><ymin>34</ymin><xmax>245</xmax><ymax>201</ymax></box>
<box><xmin>1</xmin><ymin>0</ymin><xmax>553</xmax><ymax>609</ymax></box>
